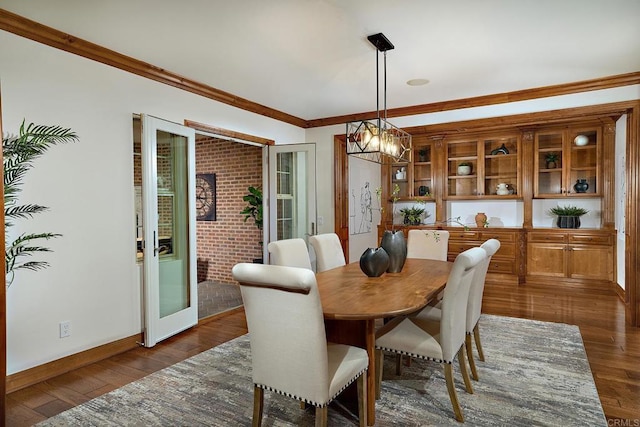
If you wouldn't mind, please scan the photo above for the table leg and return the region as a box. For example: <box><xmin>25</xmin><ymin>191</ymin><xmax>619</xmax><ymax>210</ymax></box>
<box><xmin>364</xmin><ymin>318</ymin><xmax>376</xmax><ymax>426</ymax></box>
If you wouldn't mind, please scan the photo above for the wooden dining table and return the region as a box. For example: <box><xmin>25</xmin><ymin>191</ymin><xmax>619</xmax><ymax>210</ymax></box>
<box><xmin>315</xmin><ymin>257</ymin><xmax>453</xmax><ymax>426</ymax></box>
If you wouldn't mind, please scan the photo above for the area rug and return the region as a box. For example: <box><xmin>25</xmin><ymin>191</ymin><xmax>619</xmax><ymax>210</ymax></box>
<box><xmin>38</xmin><ymin>315</ymin><xmax>606</xmax><ymax>426</ymax></box>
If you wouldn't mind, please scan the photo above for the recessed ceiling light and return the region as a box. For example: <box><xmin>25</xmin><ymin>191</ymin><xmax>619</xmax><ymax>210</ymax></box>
<box><xmin>407</xmin><ymin>78</ymin><xmax>429</xmax><ymax>86</ymax></box>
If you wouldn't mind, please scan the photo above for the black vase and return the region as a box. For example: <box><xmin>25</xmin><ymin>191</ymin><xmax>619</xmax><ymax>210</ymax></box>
<box><xmin>380</xmin><ymin>230</ymin><xmax>407</xmax><ymax>273</ymax></box>
<box><xmin>574</xmin><ymin>179</ymin><xmax>589</xmax><ymax>193</ymax></box>
<box><xmin>359</xmin><ymin>247</ymin><xmax>390</xmax><ymax>277</ymax></box>
<box><xmin>557</xmin><ymin>216</ymin><xmax>581</xmax><ymax>229</ymax></box>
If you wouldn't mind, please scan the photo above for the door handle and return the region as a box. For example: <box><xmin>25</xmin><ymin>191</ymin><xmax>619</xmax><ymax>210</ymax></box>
<box><xmin>153</xmin><ymin>230</ymin><xmax>159</xmax><ymax>257</ymax></box>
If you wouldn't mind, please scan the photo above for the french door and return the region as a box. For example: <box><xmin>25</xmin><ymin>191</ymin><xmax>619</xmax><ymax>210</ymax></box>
<box><xmin>141</xmin><ymin>115</ymin><xmax>197</xmax><ymax>347</ymax></box>
<box><xmin>268</xmin><ymin>144</ymin><xmax>317</xmax><ymax>250</ymax></box>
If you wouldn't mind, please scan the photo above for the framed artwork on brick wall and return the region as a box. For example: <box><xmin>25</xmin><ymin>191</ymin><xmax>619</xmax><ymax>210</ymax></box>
<box><xmin>196</xmin><ymin>173</ymin><xmax>216</xmax><ymax>221</ymax></box>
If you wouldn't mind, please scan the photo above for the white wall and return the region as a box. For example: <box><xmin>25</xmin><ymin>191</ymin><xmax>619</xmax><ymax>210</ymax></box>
<box><xmin>0</xmin><ymin>31</ymin><xmax>305</xmax><ymax>374</ymax></box>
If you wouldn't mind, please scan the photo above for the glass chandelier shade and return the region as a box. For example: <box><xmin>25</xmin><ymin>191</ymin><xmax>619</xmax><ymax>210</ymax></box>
<box><xmin>346</xmin><ymin>33</ymin><xmax>412</xmax><ymax>164</ymax></box>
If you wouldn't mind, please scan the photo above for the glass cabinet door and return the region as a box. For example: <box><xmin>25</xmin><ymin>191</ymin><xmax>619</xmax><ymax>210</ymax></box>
<box><xmin>535</xmin><ymin>131</ymin><xmax>564</xmax><ymax>196</ymax></box>
<box><xmin>534</xmin><ymin>126</ymin><xmax>600</xmax><ymax>197</ymax></box>
<box><xmin>446</xmin><ymin>139</ymin><xmax>479</xmax><ymax>198</ymax></box>
<box><xmin>413</xmin><ymin>141</ymin><xmax>433</xmax><ymax>199</ymax></box>
<box><xmin>483</xmin><ymin>135</ymin><xmax>519</xmax><ymax>197</ymax></box>
<box><xmin>567</xmin><ymin>127</ymin><xmax>599</xmax><ymax>195</ymax></box>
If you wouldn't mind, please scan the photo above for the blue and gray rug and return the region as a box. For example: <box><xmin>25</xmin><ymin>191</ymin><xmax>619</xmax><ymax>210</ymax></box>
<box><xmin>38</xmin><ymin>315</ymin><xmax>606</xmax><ymax>426</ymax></box>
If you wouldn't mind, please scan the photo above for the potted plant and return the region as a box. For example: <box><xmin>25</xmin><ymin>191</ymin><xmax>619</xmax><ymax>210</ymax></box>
<box><xmin>240</xmin><ymin>186</ymin><xmax>263</xmax><ymax>262</ymax></box>
<box><xmin>400</xmin><ymin>206</ymin><xmax>426</xmax><ymax>225</ymax></box>
<box><xmin>4</xmin><ymin>121</ymin><xmax>78</xmax><ymax>286</ymax></box>
<box><xmin>545</xmin><ymin>152</ymin><xmax>559</xmax><ymax>169</ymax></box>
<box><xmin>457</xmin><ymin>162</ymin><xmax>472</xmax><ymax>176</ymax></box>
<box><xmin>548</xmin><ymin>205</ymin><xmax>589</xmax><ymax>229</ymax></box>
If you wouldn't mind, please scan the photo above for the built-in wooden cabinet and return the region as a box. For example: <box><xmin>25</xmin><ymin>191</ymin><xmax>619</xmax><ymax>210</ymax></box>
<box><xmin>526</xmin><ymin>230</ymin><xmax>614</xmax><ymax>286</ymax></box>
<box><xmin>447</xmin><ymin>228</ymin><xmax>523</xmax><ymax>283</ymax></box>
<box><xmin>379</xmin><ymin>116</ymin><xmax>617</xmax><ymax>289</ymax></box>
<box><xmin>534</xmin><ymin>125</ymin><xmax>601</xmax><ymax>197</ymax></box>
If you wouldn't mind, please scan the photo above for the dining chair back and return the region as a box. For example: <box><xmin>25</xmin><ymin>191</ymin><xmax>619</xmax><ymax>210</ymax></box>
<box><xmin>267</xmin><ymin>238</ymin><xmax>312</xmax><ymax>270</ymax></box>
<box><xmin>375</xmin><ymin>247</ymin><xmax>485</xmax><ymax>422</ymax></box>
<box><xmin>406</xmin><ymin>229</ymin><xmax>450</xmax><ymax>261</ymax></box>
<box><xmin>309</xmin><ymin>233</ymin><xmax>346</xmax><ymax>272</ymax></box>
<box><xmin>463</xmin><ymin>238</ymin><xmax>501</xmax><ymax>379</ymax></box>
<box><xmin>232</xmin><ymin>263</ymin><xmax>368</xmax><ymax>426</ymax></box>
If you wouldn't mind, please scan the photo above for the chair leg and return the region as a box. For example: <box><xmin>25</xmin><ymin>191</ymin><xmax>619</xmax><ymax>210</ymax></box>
<box><xmin>458</xmin><ymin>346</ymin><xmax>474</xmax><ymax>394</ymax></box>
<box><xmin>252</xmin><ymin>385</ymin><xmax>264</xmax><ymax>427</ymax></box>
<box><xmin>315</xmin><ymin>406</ymin><xmax>328</xmax><ymax>427</ymax></box>
<box><xmin>395</xmin><ymin>354</ymin><xmax>403</xmax><ymax>376</ymax></box>
<box><xmin>473</xmin><ymin>324</ymin><xmax>485</xmax><ymax>361</ymax></box>
<box><xmin>357</xmin><ymin>372</ymin><xmax>368</xmax><ymax>427</ymax></box>
<box><xmin>444</xmin><ymin>364</ymin><xmax>464</xmax><ymax>422</ymax></box>
<box><xmin>466</xmin><ymin>334</ymin><xmax>479</xmax><ymax>381</ymax></box>
<box><xmin>375</xmin><ymin>349</ymin><xmax>383</xmax><ymax>399</ymax></box>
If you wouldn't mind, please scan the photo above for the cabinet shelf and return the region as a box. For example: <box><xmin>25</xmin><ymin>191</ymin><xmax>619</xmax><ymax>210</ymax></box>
<box><xmin>485</xmin><ymin>153</ymin><xmax>517</xmax><ymax>160</ymax></box>
<box><xmin>448</xmin><ymin>175</ymin><xmax>477</xmax><ymax>179</ymax></box>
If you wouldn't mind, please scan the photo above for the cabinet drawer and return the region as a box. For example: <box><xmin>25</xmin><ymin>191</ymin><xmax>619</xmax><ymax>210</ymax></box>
<box><xmin>448</xmin><ymin>230</ymin><xmax>479</xmax><ymax>240</ymax></box>
<box><xmin>569</xmin><ymin>234</ymin><xmax>612</xmax><ymax>245</ymax></box>
<box><xmin>494</xmin><ymin>243</ymin><xmax>516</xmax><ymax>259</ymax></box>
<box><xmin>479</xmin><ymin>231</ymin><xmax>515</xmax><ymax>243</ymax></box>
<box><xmin>487</xmin><ymin>258</ymin><xmax>516</xmax><ymax>274</ymax></box>
<box><xmin>448</xmin><ymin>241</ymin><xmax>477</xmax><ymax>254</ymax></box>
<box><xmin>528</xmin><ymin>233</ymin><xmax>566</xmax><ymax>243</ymax></box>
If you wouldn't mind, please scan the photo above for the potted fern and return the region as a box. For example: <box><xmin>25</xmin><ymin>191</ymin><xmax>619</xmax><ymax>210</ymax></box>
<box><xmin>548</xmin><ymin>205</ymin><xmax>589</xmax><ymax>229</ymax></box>
<box><xmin>240</xmin><ymin>186</ymin><xmax>263</xmax><ymax>262</ymax></box>
<box><xmin>3</xmin><ymin>121</ymin><xmax>78</xmax><ymax>286</ymax></box>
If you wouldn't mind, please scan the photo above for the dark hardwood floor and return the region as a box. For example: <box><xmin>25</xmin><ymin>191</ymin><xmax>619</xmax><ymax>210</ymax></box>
<box><xmin>6</xmin><ymin>283</ymin><xmax>640</xmax><ymax>425</ymax></box>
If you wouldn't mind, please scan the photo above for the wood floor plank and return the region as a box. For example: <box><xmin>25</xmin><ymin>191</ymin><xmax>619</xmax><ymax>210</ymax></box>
<box><xmin>6</xmin><ymin>287</ymin><xmax>640</xmax><ymax>425</ymax></box>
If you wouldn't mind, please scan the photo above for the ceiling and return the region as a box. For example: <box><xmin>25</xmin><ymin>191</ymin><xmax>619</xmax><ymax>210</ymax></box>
<box><xmin>2</xmin><ymin>0</ymin><xmax>639</xmax><ymax>123</ymax></box>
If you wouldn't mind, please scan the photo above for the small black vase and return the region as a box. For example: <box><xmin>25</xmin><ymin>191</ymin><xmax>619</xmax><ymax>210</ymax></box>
<box><xmin>574</xmin><ymin>179</ymin><xmax>589</xmax><ymax>193</ymax></box>
<box><xmin>380</xmin><ymin>230</ymin><xmax>407</xmax><ymax>273</ymax></box>
<box><xmin>359</xmin><ymin>247</ymin><xmax>390</xmax><ymax>277</ymax></box>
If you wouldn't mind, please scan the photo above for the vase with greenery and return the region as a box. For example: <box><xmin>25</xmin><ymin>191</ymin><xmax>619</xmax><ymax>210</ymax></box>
<box><xmin>3</xmin><ymin>121</ymin><xmax>78</xmax><ymax>286</ymax></box>
<box><xmin>548</xmin><ymin>205</ymin><xmax>589</xmax><ymax>229</ymax></box>
<box><xmin>240</xmin><ymin>186</ymin><xmax>263</xmax><ymax>261</ymax></box>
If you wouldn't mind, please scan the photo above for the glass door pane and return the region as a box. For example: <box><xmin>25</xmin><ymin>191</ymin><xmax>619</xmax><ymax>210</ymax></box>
<box><xmin>268</xmin><ymin>144</ymin><xmax>316</xmax><ymax>244</ymax></box>
<box><xmin>535</xmin><ymin>131</ymin><xmax>564</xmax><ymax>196</ymax></box>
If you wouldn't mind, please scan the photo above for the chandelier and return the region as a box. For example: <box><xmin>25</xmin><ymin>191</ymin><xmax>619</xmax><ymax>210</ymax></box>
<box><xmin>346</xmin><ymin>33</ymin><xmax>412</xmax><ymax>164</ymax></box>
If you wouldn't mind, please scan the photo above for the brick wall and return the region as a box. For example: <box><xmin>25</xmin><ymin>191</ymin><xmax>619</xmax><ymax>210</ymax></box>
<box><xmin>196</xmin><ymin>136</ymin><xmax>263</xmax><ymax>284</ymax></box>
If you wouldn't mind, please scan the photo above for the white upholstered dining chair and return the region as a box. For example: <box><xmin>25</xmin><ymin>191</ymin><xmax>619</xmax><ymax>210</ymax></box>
<box><xmin>267</xmin><ymin>238</ymin><xmax>312</xmax><ymax>270</ymax></box>
<box><xmin>232</xmin><ymin>263</ymin><xmax>368</xmax><ymax>427</ymax></box>
<box><xmin>406</xmin><ymin>229</ymin><xmax>450</xmax><ymax>261</ymax></box>
<box><xmin>309</xmin><ymin>233</ymin><xmax>346</xmax><ymax>272</ymax></box>
<box><xmin>413</xmin><ymin>239</ymin><xmax>500</xmax><ymax>381</ymax></box>
<box><xmin>375</xmin><ymin>247</ymin><xmax>486</xmax><ymax>422</ymax></box>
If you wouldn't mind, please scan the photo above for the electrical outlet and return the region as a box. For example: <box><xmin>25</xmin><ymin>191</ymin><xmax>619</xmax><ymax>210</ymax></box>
<box><xmin>59</xmin><ymin>321</ymin><xmax>71</xmax><ymax>338</ymax></box>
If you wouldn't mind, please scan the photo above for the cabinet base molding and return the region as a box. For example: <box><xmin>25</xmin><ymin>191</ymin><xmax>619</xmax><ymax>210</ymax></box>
<box><xmin>614</xmin><ymin>282</ymin><xmax>626</xmax><ymax>301</ymax></box>
<box><xmin>6</xmin><ymin>333</ymin><xmax>142</xmax><ymax>394</ymax></box>
<box><xmin>486</xmin><ymin>273</ymin><xmax>520</xmax><ymax>286</ymax></box>
<box><xmin>525</xmin><ymin>276</ymin><xmax>613</xmax><ymax>291</ymax></box>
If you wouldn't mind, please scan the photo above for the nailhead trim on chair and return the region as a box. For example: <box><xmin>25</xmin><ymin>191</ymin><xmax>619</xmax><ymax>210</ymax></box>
<box><xmin>375</xmin><ymin>345</ymin><xmax>452</xmax><ymax>364</ymax></box>
<box><xmin>255</xmin><ymin>368</ymin><xmax>367</xmax><ymax>407</ymax></box>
